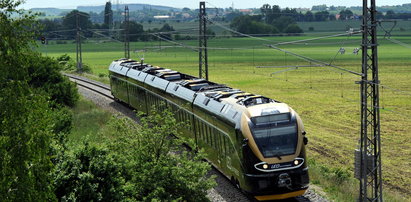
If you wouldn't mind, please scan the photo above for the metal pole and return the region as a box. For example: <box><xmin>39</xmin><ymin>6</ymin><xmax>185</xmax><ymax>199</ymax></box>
<box><xmin>199</xmin><ymin>1</ymin><xmax>208</xmax><ymax>80</ymax></box>
<box><xmin>76</xmin><ymin>12</ymin><xmax>82</xmax><ymax>72</ymax></box>
<box><xmin>357</xmin><ymin>0</ymin><xmax>382</xmax><ymax>200</ymax></box>
<box><xmin>124</xmin><ymin>6</ymin><xmax>130</xmax><ymax>59</ymax></box>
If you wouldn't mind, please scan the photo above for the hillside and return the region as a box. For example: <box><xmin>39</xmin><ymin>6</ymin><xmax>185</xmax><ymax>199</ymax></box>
<box><xmin>30</xmin><ymin>3</ymin><xmax>182</xmax><ymax>16</ymax></box>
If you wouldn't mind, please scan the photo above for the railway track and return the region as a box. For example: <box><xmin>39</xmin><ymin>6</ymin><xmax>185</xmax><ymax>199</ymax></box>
<box><xmin>63</xmin><ymin>73</ymin><xmax>113</xmax><ymax>100</ymax></box>
<box><xmin>64</xmin><ymin>73</ymin><xmax>326</xmax><ymax>202</ymax></box>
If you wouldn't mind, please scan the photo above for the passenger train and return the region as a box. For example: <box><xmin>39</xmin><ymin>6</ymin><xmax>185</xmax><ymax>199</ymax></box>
<box><xmin>108</xmin><ymin>58</ymin><xmax>309</xmax><ymax>200</ymax></box>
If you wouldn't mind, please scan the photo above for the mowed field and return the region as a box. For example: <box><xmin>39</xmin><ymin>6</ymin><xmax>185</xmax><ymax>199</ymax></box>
<box><xmin>37</xmin><ymin>33</ymin><xmax>411</xmax><ymax>199</ymax></box>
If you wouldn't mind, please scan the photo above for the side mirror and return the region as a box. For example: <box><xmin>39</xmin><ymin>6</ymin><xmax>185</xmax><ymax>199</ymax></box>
<box><xmin>303</xmin><ymin>137</ymin><xmax>308</xmax><ymax>145</ymax></box>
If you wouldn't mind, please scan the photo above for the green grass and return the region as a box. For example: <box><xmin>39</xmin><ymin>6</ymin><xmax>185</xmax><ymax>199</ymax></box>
<box><xmin>68</xmin><ymin>97</ymin><xmax>113</xmax><ymax>146</ymax></box>
<box><xmin>41</xmin><ymin>33</ymin><xmax>411</xmax><ymax>201</ymax></box>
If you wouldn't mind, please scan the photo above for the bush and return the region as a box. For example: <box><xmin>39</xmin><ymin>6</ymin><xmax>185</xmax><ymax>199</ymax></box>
<box><xmin>107</xmin><ymin>106</ymin><xmax>216</xmax><ymax>201</ymax></box>
<box><xmin>53</xmin><ymin>142</ymin><xmax>126</xmax><ymax>201</ymax></box>
<box><xmin>308</xmin><ymin>26</ymin><xmax>315</xmax><ymax>31</ymax></box>
<box><xmin>27</xmin><ymin>53</ymin><xmax>79</xmax><ymax>107</ymax></box>
<box><xmin>284</xmin><ymin>24</ymin><xmax>304</xmax><ymax>33</ymax></box>
<box><xmin>53</xmin><ymin>105</ymin><xmax>215</xmax><ymax>201</ymax></box>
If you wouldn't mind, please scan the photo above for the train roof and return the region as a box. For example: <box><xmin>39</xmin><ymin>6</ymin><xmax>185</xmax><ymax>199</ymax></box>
<box><xmin>109</xmin><ymin>58</ymin><xmax>285</xmax><ymax>127</ymax></box>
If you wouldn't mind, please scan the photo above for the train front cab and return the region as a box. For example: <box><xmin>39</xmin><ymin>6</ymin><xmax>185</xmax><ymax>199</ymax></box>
<box><xmin>239</xmin><ymin>103</ymin><xmax>309</xmax><ymax>200</ymax></box>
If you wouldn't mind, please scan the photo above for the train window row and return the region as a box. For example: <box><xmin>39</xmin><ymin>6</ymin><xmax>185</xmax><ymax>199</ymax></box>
<box><xmin>128</xmin><ymin>84</ymin><xmax>145</xmax><ymax>102</ymax></box>
<box><xmin>146</xmin><ymin>91</ymin><xmax>167</xmax><ymax>111</ymax></box>
<box><xmin>111</xmin><ymin>75</ymin><xmax>235</xmax><ymax>159</ymax></box>
<box><xmin>194</xmin><ymin>117</ymin><xmax>233</xmax><ymax>156</ymax></box>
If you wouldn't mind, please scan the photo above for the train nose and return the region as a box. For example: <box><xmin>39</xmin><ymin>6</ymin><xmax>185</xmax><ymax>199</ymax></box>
<box><xmin>278</xmin><ymin>173</ymin><xmax>292</xmax><ymax>188</ymax></box>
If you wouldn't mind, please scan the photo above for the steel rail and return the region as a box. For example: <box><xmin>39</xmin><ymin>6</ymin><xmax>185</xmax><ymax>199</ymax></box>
<box><xmin>63</xmin><ymin>73</ymin><xmax>113</xmax><ymax>99</ymax></box>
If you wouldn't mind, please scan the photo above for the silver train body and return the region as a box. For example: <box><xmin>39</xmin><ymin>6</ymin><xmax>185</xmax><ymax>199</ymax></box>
<box><xmin>108</xmin><ymin>59</ymin><xmax>309</xmax><ymax>200</ymax></box>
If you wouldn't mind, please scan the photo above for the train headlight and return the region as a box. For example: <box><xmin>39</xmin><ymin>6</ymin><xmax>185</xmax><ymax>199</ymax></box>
<box><xmin>263</xmin><ymin>164</ymin><xmax>268</xmax><ymax>169</ymax></box>
<box><xmin>294</xmin><ymin>160</ymin><xmax>299</xmax><ymax>165</ymax></box>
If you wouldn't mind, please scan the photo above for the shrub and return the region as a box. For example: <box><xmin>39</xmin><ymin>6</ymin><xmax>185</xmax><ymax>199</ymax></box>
<box><xmin>284</xmin><ymin>24</ymin><xmax>304</xmax><ymax>33</ymax></box>
<box><xmin>309</xmin><ymin>26</ymin><xmax>315</xmax><ymax>31</ymax></box>
<box><xmin>27</xmin><ymin>53</ymin><xmax>79</xmax><ymax>107</ymax></box>
<box><xmin>53</xmin><ymin>142</ymin><xmax>126</xmax><ymax>201</ymax></box>
<box><xmin>107</xmin><ymin>106</ymin><xmax>216</xmax><ymax>201</ymax></box>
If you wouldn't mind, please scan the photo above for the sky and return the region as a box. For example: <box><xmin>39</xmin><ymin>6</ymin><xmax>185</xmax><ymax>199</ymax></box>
<box><xmin>21</xmin><ymin>0</ymin><xmax>411</xmax><ymax>10</ymax></box>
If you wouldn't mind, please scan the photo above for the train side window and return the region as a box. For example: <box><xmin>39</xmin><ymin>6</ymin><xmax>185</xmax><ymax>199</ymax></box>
<box><xmin>209</xmin><ymin>125</ymin><xmax>214</xmax><ymax>148</ymax></box>
<box><xmin>211</xmin><ymin>128</ymin><xmax>218</xmax><ymax>151</ymax></box>
<box><xmin>225</xmin><ymin>136</ymin><xmax>231</xmax><ymax>154</ymax></box>
<box><xmin>188</xmin><ymin>113</ymin><xmax>192</xmax><ymax>130</ymax></box>
<box><xmin>197</xmin><ymin>119</ymin><xmax>203</xmax><ymax>141</ymax></box>
<box><xmin>203</xmin><ymin>122</ymin><xmax>207</xmax><ymax>143</ymax></box>
<box><xmin>221</xmin><ymin>133</ymin><xmax>227</xmax><ymax>155</ymax></box>
<box><xmin>180</xmin><ymin>111</ymin><xmax>183</xmax><ymax>123</ymax></box>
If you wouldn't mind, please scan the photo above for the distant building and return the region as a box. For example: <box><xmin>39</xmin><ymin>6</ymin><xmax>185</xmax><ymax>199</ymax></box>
<box><xmin>335</xmin><ymin>14</ymin><xmax>341</xmax><ymax>20</ymax></box>
<box><xmin>154</xmin><ymin>15</ymin><xmax>170</xmax><ymax>19</ymax></box>
<box><xmin>239</xmin><ymin>9</ymin><xmax>252</xmax><ymax>14</ymax></box>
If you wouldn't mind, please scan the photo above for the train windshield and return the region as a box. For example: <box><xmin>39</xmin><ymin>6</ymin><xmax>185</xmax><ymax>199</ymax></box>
<box><xmin>251</xmin><ymin>120</ymin><xmax>297</xmax><ymax>158</ymax></box>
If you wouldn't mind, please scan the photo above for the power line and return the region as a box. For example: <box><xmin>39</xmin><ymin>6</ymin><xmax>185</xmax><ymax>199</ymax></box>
<box><xmin>265</xmin><ymin>44</ymin><xmax>363</xmax><ymax>76</ymax></box>
<box><xmin>385</xmin><ymin>37</ymin><xmax>411</xmax><ymax>49</ymax></box>
<box><xmin>273</xmin><ymin>30</ymin><xmax>362</xmax><ymax>46</ymax></box>
<box><xmin>206</xmin><ymin>17</ymin><xmax>364</xmax><ymax>76</ymax></box>
<box><xmin>151</xmin><ymin>34</ymin><xmax>198</xmax><ymax>52</ymax></box>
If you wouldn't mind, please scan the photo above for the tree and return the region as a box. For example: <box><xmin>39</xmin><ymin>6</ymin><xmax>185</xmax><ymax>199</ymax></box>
<box><xmin>284</xmin><ymin>24</ymin><xmax>303</xmax><ymax>33</ymax></box>
<box><xmin>260</xmin><ymin>4</ymin><xmax>271</xmax><ymax>23</ymax></box>
<box><xmin>62</xmin><ymin>10</ymin><xmax>92</xmax><ymax>30</ymax></box>
<box><xmin>1</xmin><ymin>1</ymin><xmax>79</xmax><ymax>201</ymax></box>
<box><xmin>62</xmin><ymin>10</ymin><xmax>92</xmax><ymax>38</ymax></box>
<box><xmin>27</xmin><ymin>53</ymin><xmax>79</xmax><ymax>107</ymax></box>
<box><xmin>339</xmin><ymin>9</ymin><xmax>354</xmax><ymax>20</ymax></box>
<box><xmin>314</xmin><ymin>11</ymin><xmax>330</xmax><ymax>21</ymax></box>
<box><xmin>305</xmin><ymin>11</ymin><xmax>314</xmax><ymax>22</ymax></box>
<box><xmin>231</xmin><ymin>15</ymin><xmax>278</xmax><ymax>34</ymax></box>
<box><xmin>53</xmin><ymin>143</ymin><xmax>126</xmax><ymax>201</ymax></box>
<box><xmin>271</xmin><ymin>16</ymin><xmax>297</xmax><ymax>32</ymax></box>
<box><xmin>38</xmin><ymin>19</ymin><xmax>63</xmax><ymax>39</ymax></box>
<box><xmin>106</xmin><ymin>106</ymin><xmax>216</xmax><ymax>201</ymax></box>
<box><xmin>1</xmin><ymin>1</ymin><xmax>57</xmax><ymax>200</ymax></box>
<box><xmin>104</xmin><ymin>1</ymin><xmax>113</xmax><ymax>28</ymax></box>
<box><xmin>158</xmin><ymin>23</ymin><xmax>175</xmax><ymax>40</ymax></box>
<box><xmin>385</xmin><ymin>10</ymin><xmax>396</xmax><ymax>19</ymax></box>
<box><xmin>121</xmin><ymin>21</ymin><xmax>144</xmax><ymax>41</ymax></box>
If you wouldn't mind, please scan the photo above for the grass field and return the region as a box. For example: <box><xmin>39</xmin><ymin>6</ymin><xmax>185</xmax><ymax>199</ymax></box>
<box><xmin>37</xmin><ymin>31</ymin><xmax>411</xmax><ymax>200</ymax></box>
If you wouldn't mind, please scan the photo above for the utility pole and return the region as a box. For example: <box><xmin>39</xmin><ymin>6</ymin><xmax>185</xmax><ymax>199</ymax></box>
<box><xmin>199</xmin><ymin>1</ymin><xmax>208</xmax><ymax>80</ymax></box>
<box><xmin>355</xmin><ymin>0</ymin><xmax>382</xmax><ymax>201</ymax></box>
<box><xmin>124</xmin><ymin>5</ymin><xmax>130</xmax><ymax>59</ymax></box>
<box><xmin>76</xmin><ymin>12</ymin><xmax>83</xmax><ymax>72</ymax></box>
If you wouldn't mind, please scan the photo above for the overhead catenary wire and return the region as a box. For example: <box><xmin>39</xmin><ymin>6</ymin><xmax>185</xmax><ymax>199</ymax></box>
<box><xmin>206</xmin><ymin>17</ymin><xmax>364</xmax><ymax>76</ymax></box>
<box><xmin>265</xmin><ymin>44</ymin><xmax>363</xmax><ymax>76</ymax></box>
<box><xmin>329</xmin><ymin>34</ymin><xmax>352</xmax><ymax>65</ymax></box>
<box><xmin>266</xmin><ymin>70</ymin><xmax>411</xmax><ymax>120</ymax></box>
<box><xmin>385</xmin><ymin>37</ymin><xmax>411</xmax><ymax>49</ymax></box>
<box><xmin>273</xmin><ymin>30</ymin><xmax>362</xmax><ymax>46</ymax></box>
<box><xmin>85</xmin><ymin>29</ymin><xmax>123</xmax><ymax>43</ymax></box>
<box><xmin>151</xmin><ymin>33</ymin><xmax>198</xmax><ymax>52</ymax></box>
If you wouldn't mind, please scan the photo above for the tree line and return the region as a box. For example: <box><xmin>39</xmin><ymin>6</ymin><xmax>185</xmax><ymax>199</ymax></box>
<box><xmin>39</xmin><ymin>9</ymin><xmax>180</xmax><ymax>42</ymax></box>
